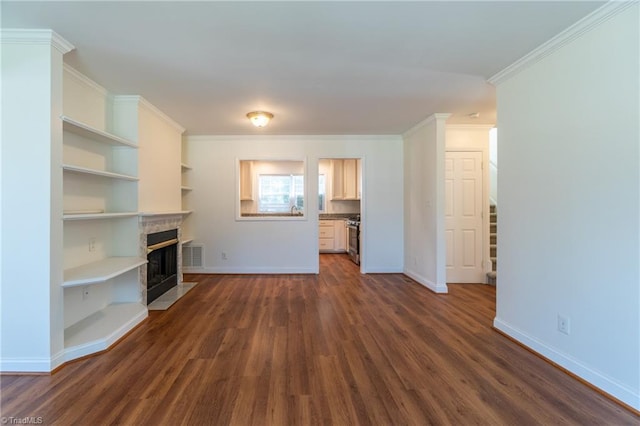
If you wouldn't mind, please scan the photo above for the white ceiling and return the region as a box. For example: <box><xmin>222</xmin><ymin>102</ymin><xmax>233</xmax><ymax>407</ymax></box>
<box><xmin>3</xmin><ymin>1</ymin><xmax>604</xmax><ymax>135</ymax></box>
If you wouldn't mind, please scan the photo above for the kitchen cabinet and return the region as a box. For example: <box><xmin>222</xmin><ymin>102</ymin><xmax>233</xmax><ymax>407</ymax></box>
<box><xmin>343</xmin><ymin>159</ymin><xmax>358</xmax><ymax>199</ymax></box>
<box><xmin>330</xmin><ymin>159</ymin><xmax>361</xmax><ymax>200</ymax></box>
<box><xmin>334</xmin><ymin>220</ymin><xmax>347</xmax><ymax>251</ymax></box>
<box><xmin>240</xmin><ymin>160</ymin><xmax>253</xmax><ymax>200</ymax></box>
<box><xmin>319</xmin><ymin>219</ymin><xmax>348</xmax><ymax>253</ymax></box>
<box><xmin>331</xmin><ymin>160</ymin><xmax>345</xmax><ymax>199</ymax></box>
<box><xmin>319</xmin><ymin>220</ymin><xmax>335</xmax><ymax>252</ymax></box>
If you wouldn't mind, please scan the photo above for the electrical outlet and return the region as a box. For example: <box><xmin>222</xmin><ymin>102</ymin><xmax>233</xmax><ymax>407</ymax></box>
<box><xmin>557</xmin><ymin>314</ymin><xmax>570</xmax><ymax>335</ymax></box>
<box><xmin>88</xmin><ymin>237</ymin><xmax>96</xmax><ymax>252</ymax></box>
<box><xmin>82</xmin><ymin>286</ymin><xmax>90</xmax><ymax>301</ymax></box>
<box><xmin>221</xmin><ymin>251</ymin><xmax>227</xmax><ymax>260</ymax></box>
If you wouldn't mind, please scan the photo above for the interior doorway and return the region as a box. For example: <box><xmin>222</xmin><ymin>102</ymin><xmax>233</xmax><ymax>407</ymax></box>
<box><xmin>445</xmin><ymin>150</ymin><xmax>485</xmax><ymax>283</ymax></box>
<box><xmin>318</xmin><ymin>158</ymin><xmax>363</xmax><ymax>272</ymax></box>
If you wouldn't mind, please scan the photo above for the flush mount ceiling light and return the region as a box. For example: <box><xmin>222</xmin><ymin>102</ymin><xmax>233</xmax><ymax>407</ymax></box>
<box><xmin>246</xmin><ymin>111</ymin><xmax>274</xmax><ymax>128</ymax></box>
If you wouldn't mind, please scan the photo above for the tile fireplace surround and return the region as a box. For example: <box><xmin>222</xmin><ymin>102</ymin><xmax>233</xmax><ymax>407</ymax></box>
<box><xmin>139</xmin><ymin>214</ymin><xmax>185</xmax><ymax>305</ymax></box>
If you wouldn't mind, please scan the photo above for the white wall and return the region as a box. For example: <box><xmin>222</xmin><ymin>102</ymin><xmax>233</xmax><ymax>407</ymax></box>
<box><xmin>493</xmin><ymin>4</ymin><xmax>639</xmax><ymax>409</ymax></box>
<box><xmin>1</xmin><ymin>31</ymin><xmax>69</xmax><ymax>371</ymax></box>
<box><xmin>184</xmin><ymin>135</ymin><xmax>403</xmax><ymax>274</ymax></box>
<box><xmin>138</xmin><ymin>101</ymin><xmax>183</xmax><ymax>213</ymax></box>
<box><xmin>63</xmin><ymin>65</ymin><xmax>109</xmax><ymax>131</ymax></box>
<box><xmin>446</xmin><ymin>125</ymin><xmax>492</xmax><ymax>152</ymax></box>
<box><xmin>403</xmin><ymin>114</ymin><xmax>449</xmax><ymax>293</ymax></box>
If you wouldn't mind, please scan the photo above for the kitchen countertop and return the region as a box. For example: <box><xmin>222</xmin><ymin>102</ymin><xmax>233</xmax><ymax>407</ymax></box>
<box><xmin>240</xmin><ymin>213</ymin><xmax>358</xmax><ymax>219</ymax></box>
<box><xmin>242</xmin><ymin>213</ymin><xmax>304</xmax><ymax>217</ymax></box>
<box><xmin>319</xmin><ymin>213</ymin><xmax>357</xmax><ymax>220</ymax></box>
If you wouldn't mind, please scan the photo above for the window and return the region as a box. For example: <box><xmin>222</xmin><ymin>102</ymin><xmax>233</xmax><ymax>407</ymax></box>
<box><xmin>258</xmin><ymin>174</ymin><xmax>304</xmax><ymax>213</ymax></box>
<box><xmin>318</xmin><ymin>174</ymin><xmax>326</xmax><ymax>212</ymax></box>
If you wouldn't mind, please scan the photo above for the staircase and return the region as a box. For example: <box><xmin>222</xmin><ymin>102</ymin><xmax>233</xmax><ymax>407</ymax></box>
<box><xmin>487</xmin><ymin>204</ymin><xmax>497</xmax><ymax>285</ymax></box>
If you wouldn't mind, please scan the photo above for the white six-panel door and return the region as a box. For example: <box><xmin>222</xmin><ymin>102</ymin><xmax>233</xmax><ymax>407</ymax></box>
<box><xmin>445</xmin><ymin>151</ymin><xmax>484</xmax><ymax>283</ymax></box>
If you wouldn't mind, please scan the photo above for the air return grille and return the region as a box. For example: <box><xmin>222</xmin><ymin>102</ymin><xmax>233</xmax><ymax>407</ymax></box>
<box><xmin>182</xmin><ymin>245</ymin><xmax>203</xmax><ymax>268</ymax></box>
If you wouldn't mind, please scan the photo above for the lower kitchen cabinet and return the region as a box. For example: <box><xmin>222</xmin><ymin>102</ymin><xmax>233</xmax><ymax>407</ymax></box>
<box><xmin>319</xmin><ymin>219</ymin><xmax>348</xmax><ymax>253</ymax></box>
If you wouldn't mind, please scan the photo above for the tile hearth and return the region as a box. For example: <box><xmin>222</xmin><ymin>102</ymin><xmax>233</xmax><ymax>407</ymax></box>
<box><xmin>148</xmin><ymin>282</ymin><xmax>198</xmax><ymax>310</ymax></box>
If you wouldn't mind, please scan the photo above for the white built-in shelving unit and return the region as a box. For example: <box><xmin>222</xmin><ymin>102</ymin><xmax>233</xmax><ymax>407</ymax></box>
<box><xmin>62</xmin><ymin>164</ymin><xmax>138</xmax><ymax>181</ymax></box>
<box><xmin>180</xmin><ymin>161</ymin><xmax>194</xmax><ymax>245</ymax></box>
<box><xmin>63</xmin><ymin>257</ymin><xmax>147</xmax><ymax>287</ymax></box>
<box><xmin>62</xmin><ymin>115</ymin><xmax>146</xmax><ymax>361</ymax></box>
<box><xmin>62</xmin><ymin>116</ymin><xmax>138</xmax><ymax>147</ymax></box>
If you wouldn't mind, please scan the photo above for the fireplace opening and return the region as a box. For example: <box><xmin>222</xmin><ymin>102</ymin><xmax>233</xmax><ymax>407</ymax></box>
<box><xmin>147</xmin><ymin>229</ymin><xmax>178</xmax><ymax>305</ymax></box>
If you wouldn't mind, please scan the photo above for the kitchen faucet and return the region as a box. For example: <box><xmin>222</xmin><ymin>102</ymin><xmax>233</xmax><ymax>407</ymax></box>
<box><xmin>291</xmin><ymin>205</ymin><xmax>299</xmax><ymax>215</ymax></box>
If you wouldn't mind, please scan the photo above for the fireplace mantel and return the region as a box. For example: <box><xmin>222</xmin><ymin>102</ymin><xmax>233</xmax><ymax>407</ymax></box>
<box><xmin>139</xmin><ymin>211</ymin><xmax>192</xmax><ymax>217</ymax></box>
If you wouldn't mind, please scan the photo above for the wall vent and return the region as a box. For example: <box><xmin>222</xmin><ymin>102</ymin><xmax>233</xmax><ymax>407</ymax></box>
<box><xmin>183</xmin><ymin>244</ymin><xmax>204</xmax><ymax>268</ymax></box>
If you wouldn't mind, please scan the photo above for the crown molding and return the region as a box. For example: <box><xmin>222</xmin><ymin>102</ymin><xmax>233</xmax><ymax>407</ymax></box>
<box><xmin>63</xmin><ymin>64</ymin><xmax>108</xmax><ymax>96</ymax></box>
<box><xmin>0</xmin><ymin>29</ymin><xmax>75</xmax><ymax>54</ymax></box>
<box><xmin>185</xmin><ymin>134</ymin><xmax>403</xmax><ymax>142</ymax></box>
<box><xmin>488</xmin><ymin>1</ymin><xmax>637</xmax><ymax>86</ymax></box>
<box><xmin>112</xmin><ymin>95</ymin><xmax>185</xmax><ymax>134</ymax></box>
<box><xmin>403</xmin><ymin>113</ymin><xmax>451</xmax><ymax>138</ymax></box>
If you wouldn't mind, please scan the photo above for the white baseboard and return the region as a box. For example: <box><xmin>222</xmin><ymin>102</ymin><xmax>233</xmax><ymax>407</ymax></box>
<box><xmin>63</xmin><ymin>309</ymin><xmax>148</xmax><ymax>363</ymax></box>
<box><xmin>184</xmin><ymin>266</ymin><xmax>318</xmax><ymax>274</ymax></box>
<box><xmin>184</xmin><ymin>266</ymin><xmax>404</xmax><ymax>274</ymax></box>
<box><xmin>403</xmin><ymin>269</ymin><xmax>448</xmax><ymax>294</ymax></box>
<box><xmin>494</xmin><ymin>317</ymin><xmax>639</xmax><ymax>411</ymax></box>
<box><xmin>51</xmin><ymin>350</ymin><xmax>65</xmax><ymax>371</ymax></box>
<box><xmin>0</xmin><ymin>307</ymin><xmax>146</xmax><ymax>372</ymax></box>
<box><xmin>364</xmin><ymin>266</ymin><xmax>404</xmax><ymax>273</ymax></box>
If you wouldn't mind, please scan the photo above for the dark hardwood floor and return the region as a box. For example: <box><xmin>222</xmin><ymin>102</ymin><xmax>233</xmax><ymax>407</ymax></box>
<box><xmin>2</xmin><ymin>254</ymin><xmax>637</xmax><ymax>425</ymax></box>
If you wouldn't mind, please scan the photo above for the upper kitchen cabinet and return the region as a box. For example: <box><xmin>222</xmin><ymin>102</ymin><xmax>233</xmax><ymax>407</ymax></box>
<box><xmin>240</xmin><ymin>160</ymin><xmax>254</xmax><ymax>201</ymax></box>
<box><xmin>330</xmin><ymin>158</ymin><xmax>361</xmax><ymax>200</ymax></box>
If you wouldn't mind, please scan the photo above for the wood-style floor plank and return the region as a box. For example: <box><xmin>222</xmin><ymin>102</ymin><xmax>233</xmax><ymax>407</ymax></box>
<box><xmin>1</xmin><ymin>254</ymin><xmax>638</xmax><ymax>425</ymax></box>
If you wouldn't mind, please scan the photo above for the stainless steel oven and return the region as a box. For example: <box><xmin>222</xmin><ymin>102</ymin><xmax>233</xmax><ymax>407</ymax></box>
<box><xmin>346</xmin><ymin>216</ymin><xmax>360</xmax><ymax>265</ymax></box>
